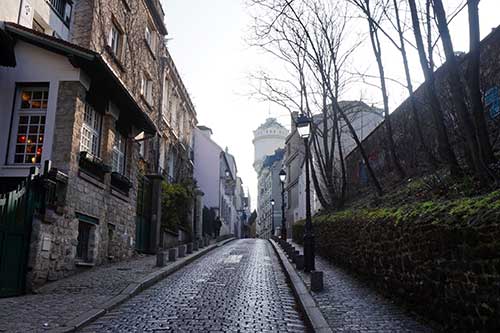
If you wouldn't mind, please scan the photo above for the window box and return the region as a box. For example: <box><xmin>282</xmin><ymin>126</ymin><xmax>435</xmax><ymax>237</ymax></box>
<box><xmin>79</xmin><ymin>151</ymin><xmax>111</xmax><ymax>182</ymax></box>
<box><xmin>110</xmin><ymin>172</ymin><xmax>132</xmax><ymax>195</ymax></box>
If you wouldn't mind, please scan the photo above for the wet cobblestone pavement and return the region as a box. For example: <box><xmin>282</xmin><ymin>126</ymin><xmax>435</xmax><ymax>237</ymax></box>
<box><xmin>80</xmin><ymin>239</ymin><xmax>307</xmax><ymax>332</ymax></box>
<box><xmin>290</xmin><ymin>241</ymin><xmax>434</xmax><ymax>332</ymax></box>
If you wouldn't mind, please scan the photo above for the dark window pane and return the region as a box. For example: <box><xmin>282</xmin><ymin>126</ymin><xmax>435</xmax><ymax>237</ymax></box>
<box><xmin>29</xmin><ymin>126</ymin><xmax>38</xmax><ymax>133</ymax></box>
<box><xmin>40</xmin><ymin>126</ymin><xmax>45</xmax><ymax>133</ymax></box>
<box><xmin>35</xmin><ymin>154</ymin><xmax>42</xmax><ymax>163</ymax></box>
<box><xmin>27</xmin><ymin>135</ymin><xmax>37</xmax><ymax>144</ymax></box>
<box><xmin>30</xmin><ymin>116</ymin><xmax>40</xmax><ymax>124</ymax></box>
<box><xmin>14</xmin><ymin>155</ymin><xmax>24</xmax><ymax>163</ymax></box>
<box><xmin>40</xmin><ymin>116</ymin><xmax>46</xmax><ymax>124</ymax></box>
<box><xmin>33</xmin><ymin>91</ymin><xmax>42</xmax><ymax>99</ymax></box>
<box><xmin>38</xmin><ymin>135</ymin><xmax>44</xmax><ymax>143</ymax></box>
<box><xmin>17</xmin><ymin>126</ymin><xmax>27</xmax><ymax>134</ymax></box>
<box><xmin>42</xmin><ymin>101</ymin><xmax>48</xmax><ymax>108</ymax></box>
<box><xmin>31</xmin><ymin>100</ymin><xmax>41</xmax><ymax>109</ymax></box>
<box><xmin>19</xmin><ymin>116</ymin><xmax>28</xmax><ymax>124</ymax></box>
<box><xmin>15</xmin><ymin>145</ymin><xmax>25</xmax><ymax>153</ymax></box>
<box><xmin>26</xmin><ymin>145</ymin><xmax>35</xmax><ymax>153</ymax></box>
<box><xmin>21</xmin><ymin>92</ymin><xmax>31</xmax><ymax>108</ymax></box>
<box><xmin>25</xmin><ymin>155</ymin><xmax>35</xmax><ymax>164</ymax></box>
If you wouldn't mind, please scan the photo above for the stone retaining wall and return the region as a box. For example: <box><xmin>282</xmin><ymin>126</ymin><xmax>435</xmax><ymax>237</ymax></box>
<box><xmin>293</xmin><ymin>218</ymin><xmax>500</xmax><ymax>331</ymax></box>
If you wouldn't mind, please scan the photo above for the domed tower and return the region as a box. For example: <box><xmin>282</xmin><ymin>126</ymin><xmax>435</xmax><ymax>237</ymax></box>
<box><xmin>253</xmin><ymin>118</ymin><xmax>289</xmax><ymax>172</ymax></box>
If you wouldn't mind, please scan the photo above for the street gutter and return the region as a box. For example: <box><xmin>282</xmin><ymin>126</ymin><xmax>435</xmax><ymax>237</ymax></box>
<box><xmin>55</xmin><ymin>237</ymin><xmax>236</xmax><ymax>333</ymax></box>
<box><xmin>269</xmin><ymin>239</ymin><xmax>332</xmax><ymax>333</ymax></box>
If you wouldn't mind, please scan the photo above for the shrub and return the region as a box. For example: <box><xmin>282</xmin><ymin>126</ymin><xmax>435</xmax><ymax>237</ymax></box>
<box><xmin>161</xmin><ymin>180</ymin><xmax>194</xmax><ymax>233</ymax></box>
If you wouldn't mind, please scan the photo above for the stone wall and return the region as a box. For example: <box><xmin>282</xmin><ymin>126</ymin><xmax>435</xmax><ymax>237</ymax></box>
<box><xmin>345</xmin><ymin>26</ymin><xmax>500</xmax><ymax>191</ymax></box>
<box><xmin>27</xmin><ymin>81</ymin><xmax>140</xmax><ymax>288</ymax></box>
<box><xmin>292</xmin><ymin>214</ymin><xmax>500</xmax><ymax>331</ymax></box>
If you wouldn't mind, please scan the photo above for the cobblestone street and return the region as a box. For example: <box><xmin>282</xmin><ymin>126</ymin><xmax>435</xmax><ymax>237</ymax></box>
<box><xmin>290</xmin><ymin>241</ymin><xmax>435</xmax><ymax>332</ymax></box>
<box><xmin>80</xmin><ymin>239</ymin><xmax>307</xmax><ymax>332</ymax></box>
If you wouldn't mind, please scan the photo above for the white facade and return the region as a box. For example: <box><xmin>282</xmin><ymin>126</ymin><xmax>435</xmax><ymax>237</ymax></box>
<box><xmin>0</xmin><ymin>41</ymin><xmax>84</xmax><ymax>178</ymax></box>
<box><xmin>193</xmin><ymin>127</ymin><xmax>222</xmax><ymax>209</ymax></box>
<box><xmin>253</xmin><ymin>118</ymin><xmax>288</xmax><ymax>172</ymax></box>
<box><xmin>1</xmin><ymin>0</ymin><xmax>72</xmax><ymax>41</ymax></box>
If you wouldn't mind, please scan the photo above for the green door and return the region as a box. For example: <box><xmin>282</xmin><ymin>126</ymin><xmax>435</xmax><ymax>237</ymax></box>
<box><xmin>0</xmin><ymin>184</ymin><xmax>34</xmax><ymax>297</ymax></box>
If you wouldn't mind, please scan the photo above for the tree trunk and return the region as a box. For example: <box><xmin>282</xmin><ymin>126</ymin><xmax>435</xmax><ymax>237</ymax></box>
<box><xmin>467</xmin><ymin>0</ymin><xmax>496</xmax><ymax>165</ymax></box>
<box><xmin>408</xmin><ymin>0</ymin><xmax>461</xmax><ymax>176</ymax></box>
<box><xmin>365</xmin><ymin>4</ymin><xmax>405</xmax><ymax>179</ymax></box>
<box><xmin>393</xmin><ymin>0</ymin><xmax>438</xmax><ymax>170</ymax></box>
<box><xmin>433</xmin><ymin>0</ymin><xmax>491</xmax><ymax>183</ymax></box>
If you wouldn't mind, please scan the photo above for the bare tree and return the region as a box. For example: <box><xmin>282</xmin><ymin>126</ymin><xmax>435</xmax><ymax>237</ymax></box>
<box><xmin>432</xmin><ymin>0</ymin><xmax>495</xmax><ymax>184</ymax></box>
<box><xmin>248</xmin><ymin>0</ymin><xmax>383</xmax><ymax>208</ymax></box>
<box><xmin>407</xmin><ymin>0</ymin><xmax>461</xmax><ymax>176</ymax></box>
<box><xmin>466</xmin><ymin>0</ymin><xmax>496</xmax><ymax>165</ymax></box>
<box><xmin>349</xmin><ymin>0</ymin><xmax>406</xmax><ymax>180</ymax></box>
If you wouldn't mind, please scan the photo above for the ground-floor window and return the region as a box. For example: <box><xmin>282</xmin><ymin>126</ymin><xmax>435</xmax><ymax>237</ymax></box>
<box><xmin>10</xmin><ymin>86</ymin><xmax>49</xmax><ymax>164</ymax></box>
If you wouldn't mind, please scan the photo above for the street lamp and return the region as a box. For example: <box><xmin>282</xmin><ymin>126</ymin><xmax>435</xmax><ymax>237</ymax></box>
<box><xmin>296</xmin><ymin>113</ymin><xmax>315</xmax><ymax>272</ymax></box>
<box><xmin>279</xmin><ymin>169</ymin><xmax>287</xmax><ymax>241</ymax></box>
<box><xmin>270</xmin><ymin>199</ymin><xmax>276</xmax><ymax>238</ymax></box>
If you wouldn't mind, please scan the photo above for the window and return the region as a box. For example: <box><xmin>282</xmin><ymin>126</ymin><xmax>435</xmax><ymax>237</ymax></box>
<box><xmin>80</xmin><ymin>102</ymin><xmax>102</xmax><ymax>156</ymax></box>
<box><xmin>108</xmin><ymin>22</ymin><xmax>122</xmax><ymax>57</ymax></box>
<box><xmin>112</xmin><ymin>131</ymin><xmax>126</xmax><ymax>174</ymax></box>
<box><xmin>50</xmin><ymin>0</ymin><xmax>72</xmax><ymax>25</ymax></box>
<box><xmin>145</xmin><ymin>23</ymin><xmax>156</xmax><ymax>54</ymax></box>
<box><xmin>141</xmin><ymin>73</ymin><xmax>153</xmax><ymax>105</ymax></box>
<box><xmin>76</xmin><ymin>221</ymin><xmax>91</xmax><ymax>261</ymax></box>
<box><xmin>12</xmin><ymin>87</ymin><xmax>48</xmax><ymax>164</ymax></box>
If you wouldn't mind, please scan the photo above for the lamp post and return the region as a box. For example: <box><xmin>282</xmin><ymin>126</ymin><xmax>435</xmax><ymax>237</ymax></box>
<box><xmin>279</xmin><ymin>169</ymin><xmax>287</xmax><ymax>241</ymax></box>
<box><xmin>296</xmin><ymin>113</ymin><xmax>315</xmax><ymax>272</ymax></box>
<box><xmin>270</xmin><ymin>198</ymin><xmax>275</xmax><ymax>238</ymax></box>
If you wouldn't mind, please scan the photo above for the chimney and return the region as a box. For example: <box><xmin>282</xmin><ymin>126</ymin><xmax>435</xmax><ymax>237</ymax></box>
<box><xmin>291</xmin><ymin>111</ymin><xmax>299</xmax><ymax>131</ymax></box>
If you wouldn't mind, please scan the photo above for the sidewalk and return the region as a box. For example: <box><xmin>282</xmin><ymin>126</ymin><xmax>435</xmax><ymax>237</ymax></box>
<box><xmin>289</xmin><ymin>241</ymin><xmax>435</xmax><ymax>332</ymax></box>
<box><xmin>0</xmin><ymin>238</ymin><xmax>231</xmax><ymax>333</ymax></box>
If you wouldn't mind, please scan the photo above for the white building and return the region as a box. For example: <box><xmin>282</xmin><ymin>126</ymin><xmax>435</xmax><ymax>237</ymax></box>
<box><xmin>253</xmin><ymin>118</ymin><xmax>288</xmax><ymax>238</ymax></box>
<box><xmin>193</xmin><ymin>126</ymin><xmax>245</xmax><ymax>237</ymax></box>
<box><xmin>253</xmin><ymin>118</ymin><xmax>288</xmax><ymax>172</ymax></box>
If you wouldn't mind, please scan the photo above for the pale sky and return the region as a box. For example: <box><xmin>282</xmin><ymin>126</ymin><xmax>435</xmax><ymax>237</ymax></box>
<box><xmin>163</xmin><ymin>0</ymin><xmax>500</xmax><ymax>209</ymax></box>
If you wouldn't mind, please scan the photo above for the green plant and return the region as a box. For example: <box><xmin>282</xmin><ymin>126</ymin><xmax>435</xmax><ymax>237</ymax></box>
<box><xmin>161</xmin><ymin>180</ymin><xmax>194</xmax><ymax>233</ymax></box>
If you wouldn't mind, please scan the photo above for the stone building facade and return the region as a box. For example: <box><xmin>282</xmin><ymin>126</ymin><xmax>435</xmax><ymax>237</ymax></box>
<box><xmin>0</xmin><ymin>0</ymin><xmax>198</xmax><ymax>290</ymax></box>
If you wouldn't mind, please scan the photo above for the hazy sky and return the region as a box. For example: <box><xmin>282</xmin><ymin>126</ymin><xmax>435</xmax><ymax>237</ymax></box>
<box><xmin>163</xmin><ymin>0</ymin><xmax>500</xmax><ymax>209</ymax></box>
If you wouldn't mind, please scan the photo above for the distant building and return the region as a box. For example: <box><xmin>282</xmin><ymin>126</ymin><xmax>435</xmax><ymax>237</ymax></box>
<box><xmin>256</xmin><ymin>148</ymin><xmax>285</xmax><ymax>238</ymax></box>
<box><xmin>284</xmin><ymin>102</ymin><xmax>383</xmax><ymax>234</ymax></box>
<box><xmin>253</xmin><ymin>118</ymin><xmax>288</xmax><ymax>172</ymax></box>
<box><xmin>193</xmin><ymin>126</ymin><xmax>246</xmax><ymax>238</ymax></box>
<box><xmin>253</xmin><ymin>118</ymin><xmax>288</xmax><ymax>239</ymax></box>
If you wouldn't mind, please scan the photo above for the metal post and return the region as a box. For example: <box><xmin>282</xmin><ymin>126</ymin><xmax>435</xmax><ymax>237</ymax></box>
<box><xmin>303</xmin><ymin>137</ymin><xmax>315</xmax><ymax>272</ymax></box>
<box><xmin>271</xmin><ymin>204</ymin><xmax>275</xmax><ymax>237</ymax></box>
<box><xmin>281</xmin><ymin>181</ymin><xmax>287</xmax><ymax>241</ymax></box>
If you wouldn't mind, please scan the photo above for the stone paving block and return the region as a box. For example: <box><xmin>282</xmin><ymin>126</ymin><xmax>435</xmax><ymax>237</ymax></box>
<box><xmin>79</xmin><ymin>240</ymin><xmax>307</xmax><ymax>332</ymax></box>
<box><xmin>168</xmin><ymin>248</ymin><xmax>178</xmax><ymax>262</ymax></box>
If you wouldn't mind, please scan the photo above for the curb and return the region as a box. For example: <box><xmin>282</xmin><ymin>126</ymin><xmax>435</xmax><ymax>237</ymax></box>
<box><xmin>56</xmin><ymin>237</ymin><xmax>237</xmax><ymax>332</ymax></box>
<box><xmin>269</xmin><ymin>239</ymin><xmax>332</xmax><ymax>333</ymax></box>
